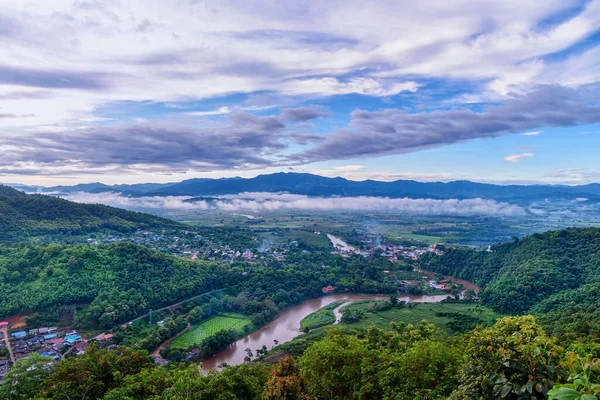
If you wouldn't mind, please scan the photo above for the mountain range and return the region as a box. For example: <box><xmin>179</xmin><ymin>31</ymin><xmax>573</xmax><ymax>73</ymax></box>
<box><xmin>7</xmin><ymin>173</ymin><xmax>600</xmax><ymax>202</ymax></box>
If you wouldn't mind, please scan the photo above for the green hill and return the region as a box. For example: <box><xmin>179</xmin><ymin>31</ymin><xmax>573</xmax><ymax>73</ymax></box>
<box><xmin>422</xmin><ymin>227</ymin><xmax>600</xmax><ymax>341</ymax></box>
<box><xmin>0</xmin><ymin>242</ymin><xmax>233</xmax><ymax>326</ymax></box>
<box><xmin>0</xmin><ymin>185</ymin><xmax>182</xmax><ymax>242</ymax></box>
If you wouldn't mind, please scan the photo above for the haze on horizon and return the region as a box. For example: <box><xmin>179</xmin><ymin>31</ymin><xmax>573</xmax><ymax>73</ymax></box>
<box><xmin>1</xmin><ymin>0</ymin><xmax>600</xmax><ymax>186</ymax></box>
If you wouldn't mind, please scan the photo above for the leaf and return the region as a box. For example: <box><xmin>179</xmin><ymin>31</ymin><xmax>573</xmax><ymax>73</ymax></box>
<box><xmin>500</xmin><ymin>384</ymin><xmax>512</xmax><ymax>398</ymax></box>
<box><xmin>548</xmin><ymin>387</ymin><xmax>593</xmax><ymax>400</ymax></box>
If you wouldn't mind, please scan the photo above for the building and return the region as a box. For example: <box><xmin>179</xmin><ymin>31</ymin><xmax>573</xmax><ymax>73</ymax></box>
<box><xmin>64</xmin><ymin>335</ymin><xmax>82</xmax><ymax>344</ymax></box>
<box><xmin>0</xmin><ymin>321</ymin><xmax>9</xmax><ymax>329</ymax></box>
<box><xmin>11</xmin><ymin>331</ymin><xmax>27</xmax><ymax>339</ymax></box>
<box><xmin>322</xmin><ymin>285</ymin><xmax>335</xmax><ymax>294</ymax></box>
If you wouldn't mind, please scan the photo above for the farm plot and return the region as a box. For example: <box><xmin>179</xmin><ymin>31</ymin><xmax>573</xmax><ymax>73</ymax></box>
<box><xmin>170</xmin><ymin>313</ymin><xmax>252</xmax><ymax>350</ymax></box>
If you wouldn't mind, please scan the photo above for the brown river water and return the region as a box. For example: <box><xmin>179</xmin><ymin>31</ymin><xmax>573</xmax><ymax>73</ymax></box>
<box><xmin>201</xmin><ymin>272</ymin><xmax>480</xmax><ymax>371</ymax></box>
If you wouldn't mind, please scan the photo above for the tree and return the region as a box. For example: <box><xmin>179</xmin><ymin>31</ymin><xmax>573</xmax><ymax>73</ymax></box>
<box><xmin>451</xmin><ymin>316</ymin><xmax>563</xmax><ymax>400</ymax></box>
<box><xmin>300</xmin><ymin>331</ymin><xmax>367</xmax><ymax>399</ymax></box>
<box><xmin>0</xmin><ymin>354</ymin><xmax>53</xmax><ymax>400</ymax></box>
<box><xmin>263</xmin><ymin>356</ymin><xmax>311</xmax><ymax>399</ymax></box>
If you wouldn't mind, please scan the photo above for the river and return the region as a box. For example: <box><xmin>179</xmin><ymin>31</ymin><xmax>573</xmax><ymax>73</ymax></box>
<box><xmin>201</xmin><ymin>234</ymin><xmax>480</xmax><ymax>371</ymax></box>
<box><xmin>201</xmin><ymin>291</ymin><xmax>468</xmax><ymax>371</ymax></box>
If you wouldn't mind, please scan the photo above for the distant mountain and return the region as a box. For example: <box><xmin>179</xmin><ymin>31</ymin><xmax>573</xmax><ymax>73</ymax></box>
<box><xmin>6</xmin><ymin>173</ymin><xmax>600</xmax><ymax>202</ymax></box>
<box><xmin>0</xmin><ymin>185</ymin><xmax>182</xmax><ymax>242</ymax></box>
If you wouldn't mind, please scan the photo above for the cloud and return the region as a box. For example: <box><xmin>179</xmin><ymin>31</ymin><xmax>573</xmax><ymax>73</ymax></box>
<box><xmin>185</xmin><ymin>106</ymin><xmax>232</xmax><ymax>117</ymax></box>
<box><xmin>62</xmin><ymin>191</ymin><xmax>526</xmax><ymax>217</ymax></box>
<box><xmin>521</xmin><ymin>131</ymin><xmax>542</xmax><ymax>136</ymax></box>
<box><xmin>282</xmin><ymin>78</ymin><xmax>419</xmax><ymax>97</ymax></box>
<box><xmin>334</xmin><ymin>165</ymin><xmax>365</xmax><ymax>172</ymax></box>
<box><xmin>292</xmin><ymin>85</ymin><xmax>600</xmax><ymax>162</ymax></box>
<box><xmin>281</xmin><ymin>105</ymin><xmax>329</xmax><ymax>121</ymax></box>
<box><xmin>504</xmin><ymin>153</ymin><xmax>534</xmax><ymax>162</ymax></box>
<box><xmin>0</xmin><ymin>113</ymin><xmax>289</xmax><ymax>174</ymax></box>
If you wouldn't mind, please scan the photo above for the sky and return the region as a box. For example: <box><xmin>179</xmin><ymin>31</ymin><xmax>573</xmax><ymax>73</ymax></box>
<box><xmin>0</xmin><ymin>0</ymin><xmax>600</xmax><ymax>186</ymax></box>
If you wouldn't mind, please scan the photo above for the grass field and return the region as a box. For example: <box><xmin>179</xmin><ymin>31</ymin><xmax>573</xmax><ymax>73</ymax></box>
<box><xmin>339</xmin><ymin>302</ymin><xmax>499</xmax><ymax>333</ymax></box>
<box><xmin>169</xmin><ymin>313</ymin><xmax>252</xmax><ymax>350</ymax></box>
<box><xmin>300</xmin><ymin>302</ymin><xmax>342</xmax><ymax>332</ymax></box>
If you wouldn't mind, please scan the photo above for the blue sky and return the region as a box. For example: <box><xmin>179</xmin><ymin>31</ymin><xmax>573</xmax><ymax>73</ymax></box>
<box><xmin>0</xmin><ymin>0</ymin><xmax>599</xmax><ymax>185</ymax></box>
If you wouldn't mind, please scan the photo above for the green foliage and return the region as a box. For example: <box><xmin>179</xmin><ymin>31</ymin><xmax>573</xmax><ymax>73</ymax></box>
<box><xmin>0</xmin><ymin>242</ymin><xmax>231</xmax><ymax>326</ymax></box>
<box><xmin>299</xmin><ymin>302</ymin><xmax>341</xmax><ymax>332</ymax></box>
<box><xmin>450</xmin><ymin>315</ymin><xmax>563</xmax><ymax>399</ymax></box>
<box><xmin>0</xmin><ymin>185</ymin><xmax>181</xmax><ymax>242</ymax></box>
<box><xmin>424</xmin><ymin>228</ymin><xmax>600</xmax><ymax>340</ymax></box>
<box><xmin>42</xmin><ymin>344</ymin><xmax>152</xmax><ymax>399</ymax></box>
<box><xmin>0</xmin><ymin>354</ymin><xmax>53</xmax><ymax>400</ymax></box>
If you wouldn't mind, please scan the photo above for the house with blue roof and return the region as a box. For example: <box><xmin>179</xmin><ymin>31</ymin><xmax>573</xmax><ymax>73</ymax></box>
<box><xmin>64</xmin><ymin>334</ymin><xmax>81</xmax><ymax>344</ymax></box>
<box><xmin>44</xmin><ymin>334</ymin><xmax>57</xmax><ymax>340</ymax></box>
<box><xmin>11</xmin><ymin>331</ymin><xmax>27</xmax><ymax>338</ymax></box>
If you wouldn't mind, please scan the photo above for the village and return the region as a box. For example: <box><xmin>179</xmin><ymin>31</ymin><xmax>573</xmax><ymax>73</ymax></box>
<box><xmin>0</xmin><ymin>321</ymin><xmax>116</xmax><ymax>383</ymax></box>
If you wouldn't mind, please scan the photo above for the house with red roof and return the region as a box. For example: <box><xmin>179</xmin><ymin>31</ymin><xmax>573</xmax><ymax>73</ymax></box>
<box><xmin>322</xmin><ymin>285</ymin><xmax>335</xmax><ymax>293</ymax></box>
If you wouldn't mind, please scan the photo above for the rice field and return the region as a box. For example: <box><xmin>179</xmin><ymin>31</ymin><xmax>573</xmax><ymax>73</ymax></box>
<box><xmin>170</xmin><ymin>313</ymin><xmax>252</xmax><ymax>349</ymax></box>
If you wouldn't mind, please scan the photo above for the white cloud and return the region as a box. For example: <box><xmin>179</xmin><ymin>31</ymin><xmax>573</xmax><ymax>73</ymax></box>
<box><xmin>520</xmin><ymin>131</ymin><xmax>542</xmax><ymax>136</ymax></box>
<box><xmin>504</xmin><ymin>152</ymin><xmax>534</xmax><ymax>162</ymax></box>
<box><xmin>186</xmin><ymin>106</ymin><xmax>232</xmax><ymax>116</ymax></box>
<box><xmin>63</xmin><ymin>191</ymin><xmax>526</xmax><ymax>216</ymax></box>
<box><xmin>334</xmin><ymin>165</ymin><xmax>365</xmax><ymax>172</ymax></box>
<box><xmin>0</xmin><ymin>0</ymin><xmax>598</xmax><ymax>131</ymax></box>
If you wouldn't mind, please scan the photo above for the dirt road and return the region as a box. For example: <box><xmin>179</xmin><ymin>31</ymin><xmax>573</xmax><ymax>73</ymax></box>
<box><xmin>0</xmin><ymin>327</ymin><xmax>15</xmax><ymax>364</ymax></box>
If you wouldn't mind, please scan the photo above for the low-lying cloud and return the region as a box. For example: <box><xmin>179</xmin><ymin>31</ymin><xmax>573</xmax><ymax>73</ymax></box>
<box><xmin>62</xmin><ymin>191</ymin><xmax>526</xmax><ymax>216</ymax></box>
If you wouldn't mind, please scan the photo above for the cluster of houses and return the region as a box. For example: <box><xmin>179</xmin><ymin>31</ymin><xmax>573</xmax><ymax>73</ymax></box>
<box><xmin>367</xmin><ymin>242</ymin><xmax>444</xmax><ymax>261</ymax></box>
<box><xmin>0</xmin><ymin>322</ymin><xmax>118</xmax><ymax>382</ymax></box>
<box><xmin>9</xmin><ymin>326</ymin><xmax>88</xmax><ymax>362</ymax></box>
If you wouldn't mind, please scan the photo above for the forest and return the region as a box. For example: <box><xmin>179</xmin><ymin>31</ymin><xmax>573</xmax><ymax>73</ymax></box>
<box><xmin>2</xmin><ymin>315</ymin><xmax>599</xmax><ymax>399</ymax></box>
<box><xmin>421</xmin><ymin>227</ymin><xmax>600</xmax><ymax>343</ymax></box>
<box><xmin>0</xmin><ymin>185</ymin><xmax>181</xmax><ymax>242</ymax></box>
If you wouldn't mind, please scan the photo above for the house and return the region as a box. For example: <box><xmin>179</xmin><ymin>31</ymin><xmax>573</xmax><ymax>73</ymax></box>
<box><xmin>322</xmin><ymin>285</ymin><xmax>335</xmax><ymax>294</ymax></box>
<box><xmin>11</xmin><ymin>331</ymin><xmax>27</xmax><ymax>339</ymax></box>
<box><xmin>153</xmin><ymin>357</ymin><xmax>168</xmax><ymax>366</ymax></box>
<box><xmin>0</xmin><ymin>321</ymin><xmax>9</xmax><ymax>329</ymax></box>
<box><xmin>74</xmin><ymin>341</ymin><xmax>88</xmax><ymax>355</ymax></box>
<box><xmin>27</xmin><ymin>337</ymin><xmax>44</xmax><ymax>345</ymax></box>
<box><xmin>38</xmin><ymin>327</ymin><xmax>49</xmax><ymax>334</ymax></box>
<box><xmin>44</xmin><ymin>334</ymin><xmax>57</xmax><ymax>340</ymax></box>
<box><xmin>98</xmin><ymin>333</ymin><xmax>114</xmax><ymax>342</ymax></box>
<box><xmin>29</xmin><ymin>329</ymin><xmax>39</xmax><ymax>335</ymax></box>
<box><xmin>46</xmin><ymin>338</ymin><xmax>65</xmax><ymax>349</ymax></box>
<box><xmin>64</xmin><ymin>335</ymin><xmax>82</xmax><ymax>344</ymax></box>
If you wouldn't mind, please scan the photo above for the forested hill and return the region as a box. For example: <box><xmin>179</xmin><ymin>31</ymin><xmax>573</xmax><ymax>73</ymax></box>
<box><xmin>0</xmin><ymin>242</ymin><xmax>233</xmax><ymax>327</ymax></box>
<box><xmin>422</xmin><ymin>227</ymin><xmax>600</xmax><ymax>342</ymax></box>
<box><xmin>0</xmin><ymin>185</ymin><xmax>182</xmax><ymax>242</ymax></box>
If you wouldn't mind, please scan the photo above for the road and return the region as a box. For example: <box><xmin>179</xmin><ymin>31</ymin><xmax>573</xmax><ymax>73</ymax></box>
<box><xmin>0</xmin><ymin>327</ymin><xmax>15</xmax><ymax>364</ymax></box>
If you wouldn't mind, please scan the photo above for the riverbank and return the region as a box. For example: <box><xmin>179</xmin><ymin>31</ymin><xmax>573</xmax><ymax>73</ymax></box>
<box><xmin>200</xmin><ymin>289</ymin><xmax>477</xmax><ymax>371</ymax></box>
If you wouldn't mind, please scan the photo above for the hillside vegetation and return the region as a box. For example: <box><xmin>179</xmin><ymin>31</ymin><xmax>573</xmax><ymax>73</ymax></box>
<box><xmin>0</xmin><ymin>185</ymin><xmax>181</xmax><ymax>242</ymax></box>
<box><xmin>422</xmin><ymin>227</ymin><xmax>600</xmax><ymax>341</ymax></box>
<box><xmin>0</xmin><ymin>242</ymin><xmax>231</xmax><ymax>327</ymax></box>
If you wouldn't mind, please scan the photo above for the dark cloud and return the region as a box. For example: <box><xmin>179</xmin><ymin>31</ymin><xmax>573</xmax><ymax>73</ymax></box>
<box><xmin>292</xmin><ymin>85</ymin><xmax>600</xmax><ymax>162</ymax></box>
<box><xmin>0</xmin><ymin>65</ymin><xmax>112</xmax><ymax>90</ymax></box>
<box><xmin>281</xmin><ymin>105</ymin><xmax>329</xmax><ymax>121</ymax></box>
<box><xmin>0</xmin><ymin>113</ymin><xmax>288</xmax><ymax>173</ymax></box>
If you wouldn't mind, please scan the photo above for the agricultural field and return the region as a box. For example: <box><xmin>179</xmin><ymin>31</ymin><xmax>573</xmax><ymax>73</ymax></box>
<box><xmin>169</xmin><ymin>313</ymin><xmax>252</xmax><ymax>350</ymax></box>
<box><xmin>339</xmin><ymin>302</ymin><xmax>500</xmax><ymax>334</ymax></box>
<box><xmin>300</xmin><ymin>302</ymin><xmax>342</xmax><ymax>332</ymax></box>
